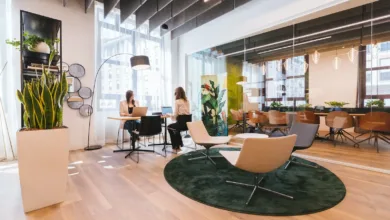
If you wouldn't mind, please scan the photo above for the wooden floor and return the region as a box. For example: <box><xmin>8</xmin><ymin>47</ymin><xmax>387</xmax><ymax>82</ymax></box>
<box><xmin>2</xmin><ymin>140</ymin><xmax>390</xmax><ymax>220</ymax></box>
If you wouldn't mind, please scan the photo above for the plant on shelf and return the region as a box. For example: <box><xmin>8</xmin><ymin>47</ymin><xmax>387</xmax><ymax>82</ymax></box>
<box><xmin>366</xmin><ymin>100</ymin><xmax>385</xmax><ymax>108</ymax></box>
<box><xmin>270</xmin><ymin>101</ymin><xmax>283</xmax><ymax>109</ymax></box>
<box><xmin>298</xmin><ymin>103</ymin><xmax>312</xmax><ymax>111</ymax></box>
<box><xmin>201</xmin><ymin>80</ymin><xmax>227</xmax><ymax>136</ymax></box>
<box><xmin>324</xmin><ymin>101</ymin><xmax>349</xmax><ymax>108</ymax></box>
<box><xmin>6</xmin><ymin>31</ymin><xmax>60</xmax><ymax>54</ymax></box>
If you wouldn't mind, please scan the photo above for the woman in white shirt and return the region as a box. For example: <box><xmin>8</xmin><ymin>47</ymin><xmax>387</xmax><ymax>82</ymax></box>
<box><xmin>168</xmin><ymin>87</ymin><xmax>190</xmax><ymax>151</ymax></box>
<box><xmin>120</xmin><ymin>90</ymin><xmax>140</xmax><ymax>136</ymax></box>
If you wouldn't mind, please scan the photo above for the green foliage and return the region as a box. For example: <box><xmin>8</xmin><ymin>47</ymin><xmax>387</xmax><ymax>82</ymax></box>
<box><xmin>366</xmin><ymin>100</ymin><xmax>385</xmax><ymax>108</ymax></box>
<box><xmin>270</xmin><ymin>101</ymin><xmax>283</xmax><ymax>108</ymax></box>
<box><xmin>324</xmin><ymin>101</ymin><xmax>349</xmax><ymax>108</ymax></box>
<box><xmin>201</xmin><ymin>80</ymin><xmax>227</xmax><ymax>136</ymax></box>
<box><xmin>298</xmin><ymin>103</ymin><xmax>312</xmax><ymax>110</ymax></box>
<box><xmin>16</xmin><ymin>69</ymin><xmax>68</xmax><ymax>129</ymax></box>
<box><xmin>5</xmin><ymin>32</ymin><xmax>60</xmax><ymax>54</ymax></box>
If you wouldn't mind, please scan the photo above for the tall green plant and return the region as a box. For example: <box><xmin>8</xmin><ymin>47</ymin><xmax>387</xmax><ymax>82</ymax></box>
<box><xmin>16</xmin><ymin>70</ymin><xmax>68</xmax><ymax>129</ymax></box>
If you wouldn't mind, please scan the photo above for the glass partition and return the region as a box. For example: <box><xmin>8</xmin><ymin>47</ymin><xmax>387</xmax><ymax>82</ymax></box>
<box><xmin>186</xmin><ymin>0</ymin><xmax>390</xmax><ymax>168</ymax></box>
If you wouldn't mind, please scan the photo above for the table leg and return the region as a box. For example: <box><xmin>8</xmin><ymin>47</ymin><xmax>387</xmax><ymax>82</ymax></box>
<box><xmin>243</xmin><ymin>112</ymin><xmax>246</xmax><ymax>133</ymax></box>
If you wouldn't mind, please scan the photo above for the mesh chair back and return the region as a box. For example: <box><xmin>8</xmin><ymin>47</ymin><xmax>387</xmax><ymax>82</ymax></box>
<box><xmin>268</xmin><ymin>110</ymin><xmax>287</xmax><ymax>125</ymax></box>
<box><xmin>325</xmin><ymin>111</ymin><xmax>354</xmax><ymax>128</ymax></box>
<box><xmin>288</xmin><ymin>122</ymin><xmax>319</xmax><ymax>148</ymax></box>
<box><xmin>230</xmin><ymin>109</ymin><xmax>242</xmax><ymax>121</ymax></box>
<box><xmin>296</xmin><ymin>111</ymin><xmax>320</xmax><ymax>124</ymax></box>
<box><xmin>359</xmin><ymin>112</ymin><xmax>390</xmax><ymax>132</ymax></box>
<box><xmin>177</xmin><ymin>114</ymin><xmax>192</xmax><ymax>131</ymax></box>
<box><xmin>152</xmin><ymin>112</ymin><xmax>164</xmax><ymax>124</ymax></box>
<box><xmin>139</xmin><ymin>116</ymin><xmax>162</xmax><ymax>136</ymax></box>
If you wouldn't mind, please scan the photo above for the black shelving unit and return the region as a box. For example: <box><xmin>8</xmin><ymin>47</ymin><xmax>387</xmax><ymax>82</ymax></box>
<box><xmin>20</xmin><ymin>11</ymin><xmax>62</xmax><ymax>127</ymax></box>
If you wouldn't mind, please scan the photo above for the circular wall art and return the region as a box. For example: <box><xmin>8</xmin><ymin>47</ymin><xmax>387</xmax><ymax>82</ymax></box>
<box><xmin>79</xmin><ymin>104</ymin><xmax>93</xmax><ymax>117</ymax></box>
<box><xmin>69</xmin><ymin>63</ymin><xmax>86</xmax><ymax>78</ymax></box>
<box><xmin>67</xmin><ymin>95</ymin><xmax>84</xmax><ymax>109</ymax></box>
<box><xmin>78</xmin><ymin>87</ymin><xmax>93</xmax><ymax>99</ymax></box>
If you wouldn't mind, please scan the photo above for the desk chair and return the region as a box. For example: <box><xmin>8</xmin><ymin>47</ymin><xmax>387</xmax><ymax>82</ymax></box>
<box><xmin>187</xmin><ymin>121</ymin><xmax>231</xmax><ymax>166</ymax></box>
<box><xmin>285</xmin><ymin>122</ymin><xmax>319</xmax><ymax>169</ymax></box>
<box><xmin>247</xmin><ymin>110</ymin><xmax>268</xmax><ymax>133</ymax></box>
<box><xmin>296</xmin><ymin>111</ymin><xmax>320</xmax><ymax>124</ymax></box>
<box><xmin>356</xmin><ymin>112</ymin><xmax>390</xmax><ymax>152</ymax></box>
<box><xmin>220</xmin><ymin>135</ymin><xmax>297</xmax><ymax>205</ymax></box>
<box><xmin>130</xmin><ymin>116</ymin><xmax>166</xmax><ymax>163</ymax></box>
<box><xmin>229</xmin><ymin>109</ymin><xmax>245</xmax><ymax>131</ymax></box>
<box><xmin>325</xmin><ymin>111</ymin><xmax>358</xmax><ymax>147</ymax></box>
<box><xmin>267</xmin><ymin>110</ymin><xmax>288</xmax><ymax>136</ymax></box>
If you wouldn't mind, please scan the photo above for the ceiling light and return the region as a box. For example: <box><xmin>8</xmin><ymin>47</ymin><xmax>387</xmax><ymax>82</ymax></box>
<box><xmin>333</xmin><ymin>50</ymin><xmax>341</xmax><ymax>70</ymax></box>
<box><xmin>347</xmin><ymin>47</ymin><xmax>357</xmax><ymax>63</ymax></box>
<box><xmin>262</xmin><ymin>62</ymin><xmax>266</xmax><ymax>75</ymax></box>
<box><xmin>312</xmin><ymin>50</ymin><xmax>320</xmax><ymax>64</ymax></box>
<box><xmin>218</xmin><ymin>14</ymin><xmax>390</xmax><ymax>58</ymax></box>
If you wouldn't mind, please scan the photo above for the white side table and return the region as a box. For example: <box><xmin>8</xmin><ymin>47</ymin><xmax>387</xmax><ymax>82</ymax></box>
<box><xmin>235</xmin><ymin>133</ymin><xmax>268</xmax><ymax>139</ymax></box>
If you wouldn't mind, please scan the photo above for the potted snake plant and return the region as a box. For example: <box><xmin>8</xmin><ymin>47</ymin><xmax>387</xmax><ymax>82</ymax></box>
<box><xmin>16</xmin><ymin>54</ymin><xmax>68</xmax><ymax>212</ymax></box>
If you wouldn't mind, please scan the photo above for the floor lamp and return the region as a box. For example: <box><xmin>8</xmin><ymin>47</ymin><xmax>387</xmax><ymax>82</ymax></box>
<box><xmin>85</xmin><ymin>53</ymin><xmax>150</xmax><ymax>151</ymax></box>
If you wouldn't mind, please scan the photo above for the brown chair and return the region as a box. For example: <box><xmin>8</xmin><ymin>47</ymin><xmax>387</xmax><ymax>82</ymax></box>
<box><xmin>356</xmin><ymin>112</ymin><xmax>390</xmax><ymax>152</ymax></box>
<box><xmin>267</xmin><ymin>110</ymin><xmax>288</xmax><ymax>136</ymax></box>
<box><xmin>325</xmin><ymin>111</ymin><xmax>358</xmax><ymax>147</ymax></box>
<box><xmin>229</xmin><ymin>109</ymin><xmax>244</xmax><ymax>131</ymax></box>
<box><xmin>296</xmin><ymin>111</ymin><xmax>320</xmax><ymax>124</ymax></box>
<box><xmin>247</xmin><ymin>110</ymin><xmax>269</xmax><ymax>133</ymax></box>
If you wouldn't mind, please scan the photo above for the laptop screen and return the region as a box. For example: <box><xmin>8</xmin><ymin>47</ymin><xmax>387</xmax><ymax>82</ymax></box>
<box><xmin>162</xmin><ymin>106</ymin><xmax>173</xmax><ymax>115</ymax></box>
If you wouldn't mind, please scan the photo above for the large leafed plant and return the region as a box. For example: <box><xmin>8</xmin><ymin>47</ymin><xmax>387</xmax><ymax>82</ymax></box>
<box><xmin>16</xmin><ymin>55</ymin><xmax>68</xmax><ymax>129</ymax></box>
<box><xmin>201</xmin><ymin>80</ymin><xmax>227</xmax><ymax>136</ymax></box>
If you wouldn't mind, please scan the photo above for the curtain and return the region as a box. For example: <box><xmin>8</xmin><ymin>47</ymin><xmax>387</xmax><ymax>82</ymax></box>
<box><xmin>0</xmin><ymin>0</ymin><xmax>18</xmax><ymax>161</ymax></box>
<box><xmin>94</xmin><ymin>4</ymin><xmax>171</xmax><ymax>145</ymax></box>
<box><xmin>187</xmin><ymin>50</ymin><xmax>226</xmax><ymax>121</ymax></box>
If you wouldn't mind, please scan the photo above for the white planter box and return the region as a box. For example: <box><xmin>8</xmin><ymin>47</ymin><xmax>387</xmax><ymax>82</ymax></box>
<box><xmin>17</xmin><ymin>128</ymin><xmax>69</xmax><ymax>212</ymax></box>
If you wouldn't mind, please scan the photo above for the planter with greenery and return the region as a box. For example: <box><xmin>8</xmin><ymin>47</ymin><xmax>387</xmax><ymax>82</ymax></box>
<box><xmin>16</xmin><ymin>62</ymin><xmax>69</xmax><ymax>212</ymax></box>
<box><xmin>298</xmin><ymin>103</ymin><xmax>312</xmax><ymax>111</ymax></box>
<box><xmin>324</xmin><ymin>101</ymin><xmax>349</xmax><ymax>108</ymax></box>
<box><xmin>6</xmin><ymin>32</ymin><xmax>60</xmax><ymax>66</ymax></box>
<box><xmin>366</xmin><ymin>100</ymin><xmax>385</xmax><ymax>108</ymax></box>
<box><xmin>270</xmin><ymin>101</ymin><xmax>283</xmax><ymax>110</ymax></box>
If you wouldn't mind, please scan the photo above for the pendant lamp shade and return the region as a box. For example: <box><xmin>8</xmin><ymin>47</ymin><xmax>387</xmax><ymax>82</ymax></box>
<box><xmin>131</xmin><ymin>55</ymin><xmax>150</xmax><ymax>70</ymax></box>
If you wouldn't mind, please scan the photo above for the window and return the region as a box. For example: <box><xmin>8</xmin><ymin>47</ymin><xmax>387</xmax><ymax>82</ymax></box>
<box><xmin>361</xmin><ymin>41</ymin><xmax>390</xmax><ymax>107</ymax></box>
<box><xmin>95</xmin><ymin>4</ymin><xmax>171</xmax><ymax>111</ymax></box>
<box><xmin>380</xmin><ymin>71</ymin><xmax>390</xmax><ymax>81</ymax></box>
<box><xmin>265</xmin><ymin>56</ymin><xmax>307</xmax><ymax>106</ymax></box>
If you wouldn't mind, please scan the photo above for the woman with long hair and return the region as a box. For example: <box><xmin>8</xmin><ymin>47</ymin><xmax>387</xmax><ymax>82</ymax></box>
<box><xmin>120</xmin><ymin>90</ymin><xmax>140</xmax><ymax>135</ymax></box>
<box><xmin>168</xmin><ymin>87</ymin><xmax>190</xmax><ymax>151</ymax></box>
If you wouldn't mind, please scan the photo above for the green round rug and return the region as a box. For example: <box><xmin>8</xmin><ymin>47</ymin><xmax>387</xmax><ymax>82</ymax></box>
<box><xmin>164</xmin><ymin>147</ymin><xmax>346</xmax><ymax>216</ymax></box>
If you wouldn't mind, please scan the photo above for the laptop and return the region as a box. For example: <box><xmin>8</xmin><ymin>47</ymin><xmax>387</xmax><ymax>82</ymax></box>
<box><xmin>131</xmin><ymin>107</ymin><xmax>148</xmax><ymax>117</ymax></box>
<box><xmin>161</xmin><ymin>106</ymin><xmax>173</xmax><ymax>115</ymax></box>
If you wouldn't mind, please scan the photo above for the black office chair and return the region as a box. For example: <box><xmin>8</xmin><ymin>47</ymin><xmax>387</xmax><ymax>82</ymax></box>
<box><xmin>285</xmin><ymin>122</ymin><xmax>319</xmax><ymax>169</ymax></box>
<box><xmin>130</xmin><ymin>116</ymin><xmax>166</xmax><ymax>163</ymax></box>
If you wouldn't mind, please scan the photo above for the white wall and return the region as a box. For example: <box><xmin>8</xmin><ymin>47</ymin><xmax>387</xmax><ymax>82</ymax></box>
<box><xmin>309</xmin><ymin>48</ymin><xmax>359</xmax><ymax>108</ymax></box>
<box><xmin>11</xmin><ymin>0</ymin><xmax>95</xmax><ymax>150</ymax></box>
<box><xmin>309</xmin><ymin>48</ymin><xmax>359</xmax><ymax>131</ymax></box>
<box><xmin>175</xmin><ymin>0</ymin><xmax>374</xmax><ymax>90</ymax></box>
